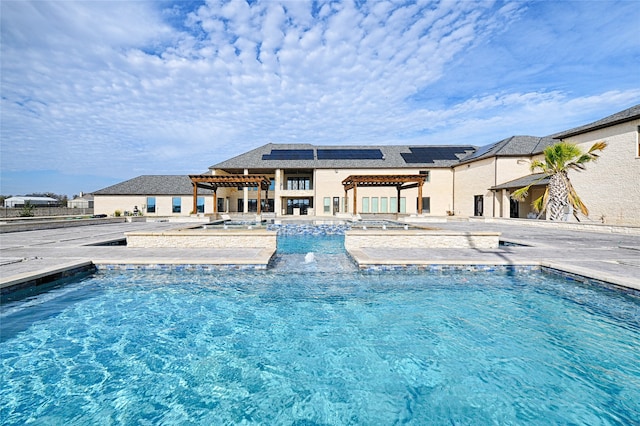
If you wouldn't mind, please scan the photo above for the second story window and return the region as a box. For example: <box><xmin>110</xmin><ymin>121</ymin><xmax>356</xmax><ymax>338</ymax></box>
<box><xmin>287</xmin><ymin>177</ymin><xmax>310</xmax><ymax>190</ymax></box>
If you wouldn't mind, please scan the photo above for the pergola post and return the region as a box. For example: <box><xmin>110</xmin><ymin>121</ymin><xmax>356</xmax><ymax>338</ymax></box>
<box><xmin>352</xmin><ymin>185</ymin><xmax>357</xmax><ymax>215</ymax></box>
<box><xmin>396</xmin><ymin>186</ymin><xmax>401</xmax><ymax>213</ymax></box>
<box><xmin>257</xmin><ymin>184</ymin><xmax>262</xmax><ymax>215</ymax></box>
<box><xmin>417</xmin><ymin>183</ymin><xmax>423</xmax><ymax>214</ymax></box>
<box><xmin>192</xmin><ymin>183</ymin><xmax>198</xmax><ymax>214</ymax></box>
<box><xmin>213</xmin><ymin>189</ymin><xmax>218</xmax><ymax>215</ymax></box>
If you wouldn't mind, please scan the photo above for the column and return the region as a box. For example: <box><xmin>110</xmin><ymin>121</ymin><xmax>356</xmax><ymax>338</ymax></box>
<box><xmin>243</xmin><ymin>169</ymin><xmax>249</xmax><ymax>214</ymax></box>
<box><xmin>274</xmin><ymin>169</ymin><xmax>282</xmax><ymax>216</ymax></box>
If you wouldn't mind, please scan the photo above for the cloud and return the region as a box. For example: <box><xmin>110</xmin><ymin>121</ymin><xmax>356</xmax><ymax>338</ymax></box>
<box><xmin>1</xmin><ymin>0</ymin><xmax>638</xmax><ymax>196</ymax></box>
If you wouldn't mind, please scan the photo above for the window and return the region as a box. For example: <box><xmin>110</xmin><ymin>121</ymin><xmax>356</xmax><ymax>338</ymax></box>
<box><xmin>418</xmin><ymin>197</ymin><xmax>430</xmax><ymax>213</ymax></box>
<box><xmin>371</xmin><ymin>197</ymin><xmax>379</xmax><ymax>213</ymax></box>
<box><xmin>324</xmin><ymin>197</ymin><xmax>331</xmax><ymax>213</ymax></box>
<box><xmin>419</xmin><ymin>170</ymin><xmax>431</xmax><ymax>182</ymax></box>
<box><xmin>197</xmin><ymin>196</ymin><xmax>205</xmax><ymax>213</ymax></box>
<box><xmin>390</xmin><ymin>197</ymin><xmax>398</xmax><ymax>213</ymax></box>
<box><xmin>361</xmin><ymin>197</ymin><xmax>370</xmax><ymax>213</ymax></box>
<box><xmin>380</xmin><ymin>197</ymin><xmax>388</xmax><ymax>213</ymax></box>
<box><xmin>172</xmin><ymin>197</ymin><xmax>181</xmax><ymax>213</ymax></box>
<box><xmin>287</xmin><ymin>198</ymin><xmax>311</xmax><ymax>215</ymax></box>
<box><xmin>146</xmin><ymin>197</ymin><xmax>156</xmax><ymax>214</ymax></box>
<box><xmin>399</xmin><ymin>197</ymin><xmax>406</xmax><ymax>213</ymax></box>
<box><xmin>287</xmin><ymin>177</ymin><xmax>310</xmax><ymax>190</ymax></box>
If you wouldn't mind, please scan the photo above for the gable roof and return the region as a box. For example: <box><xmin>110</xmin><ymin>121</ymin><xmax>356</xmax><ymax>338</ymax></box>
<box><xmin>93</xmin><ymin>175</ymin><xmax>213</xmax><ymax>195</ymax></box>
<box><xmin>211</xmin><ymin>143</ymin><xmax>476</xmax><ymax>171</ymax></box>
<box><xmin>457</xmin><ymin>135</ymin><xmax>556</xmax><ymax>164</ymax></box>
<box><xmin>552</xmin><ymin>104</ymin><xmax>640</xmax><ymax>139</ymax></box>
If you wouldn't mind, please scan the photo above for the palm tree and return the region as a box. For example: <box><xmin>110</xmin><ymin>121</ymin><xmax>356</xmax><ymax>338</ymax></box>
<box><xmin>512</xmin><ymin>141</ymin><xmax>607</xmax><ymax>221</ymax></box>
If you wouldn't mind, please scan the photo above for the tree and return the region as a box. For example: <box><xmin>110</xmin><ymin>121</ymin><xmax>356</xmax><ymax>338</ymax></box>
<box><xmin>512</xmin><ymin>141</ymin><xmax>607</xmax><ymax>221</ymax></box>
<box><xmin>19</xmin><ymin>201</ymin><xmax>35</xmax><ymax>217</ymax></box>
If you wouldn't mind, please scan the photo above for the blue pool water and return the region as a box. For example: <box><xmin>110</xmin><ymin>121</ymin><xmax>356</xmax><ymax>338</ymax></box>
<box><xmin>1</xmin><ymin>236</ymin><xmax>639</xmax><ymax>424</ymax></box>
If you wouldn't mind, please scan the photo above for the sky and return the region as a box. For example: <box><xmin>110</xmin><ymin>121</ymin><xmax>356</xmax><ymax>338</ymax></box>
<box><xmin>1</xmin><ymin>0</ymin><xmax>639</xmax><ymax>197</ymax></box>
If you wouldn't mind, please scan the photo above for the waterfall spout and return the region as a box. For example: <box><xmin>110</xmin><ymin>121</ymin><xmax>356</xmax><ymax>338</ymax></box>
<box><xmin>304</xmin><ymin>252</ymin><xmax>315</xmax><ymax>263</ymax></box>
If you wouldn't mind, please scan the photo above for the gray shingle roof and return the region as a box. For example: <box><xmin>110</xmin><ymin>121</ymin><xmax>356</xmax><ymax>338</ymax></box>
<box><xmin>211</xmin><ymin>143</ymin><xmax>476</xmax><ymax>171</ymax></box>
<box><xmin>458</xmin><ymin>136</ymin><xmax>556</xmax><ymax>164</ymax></box>
<box><xmin>490</xmin><ymin>173</ymin><xmax>549</xmax><ymax>190</ymax></box>
<box><xmin>552</xmin><ymin>104</ymin><xmax>640</xmax><ymax>139</ymax></box>
<box><xmin>94</xmin><ymin>175</ymin><xmax>213</xmax><ymax>195</ymax></box>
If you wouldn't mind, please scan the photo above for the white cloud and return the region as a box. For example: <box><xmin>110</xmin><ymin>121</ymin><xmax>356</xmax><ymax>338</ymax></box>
<box><xmin>1</xmin><ymin>0</ymin><xmax>638</xmax><ymax>196</ymax></box>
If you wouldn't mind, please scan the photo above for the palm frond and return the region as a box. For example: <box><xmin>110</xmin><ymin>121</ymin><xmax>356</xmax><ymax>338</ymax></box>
<box><xmin>510</xmin><ymin>185</ymin><xmax>531</xmax><ymax>202</ymax></box>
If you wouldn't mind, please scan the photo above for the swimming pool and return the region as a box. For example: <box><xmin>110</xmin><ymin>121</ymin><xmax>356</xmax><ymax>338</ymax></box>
<box><xmin>1</xmin><ymin>236</ymin><xmax>639</xmax><ymax>424</ymax></box>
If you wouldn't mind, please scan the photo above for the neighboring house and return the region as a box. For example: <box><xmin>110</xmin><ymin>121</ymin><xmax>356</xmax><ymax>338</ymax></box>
<box><xmin>92</xmin><ymin>104</ymin><xmax>640</xmax><ymax>225</ymax></box>
<box><xmin>3</xmin><ymin>196</ymin><xmax>59</xmax><ymax>208</ymax></box>
<box><xmin>67</xmin><ymin>192</ymin><xmax>94</xmax><ymax>209</ymax></box>
<box><xmin>93</xmin><ymin>175</ymin><xmax>213</xmax><ymax>216</ymax></box>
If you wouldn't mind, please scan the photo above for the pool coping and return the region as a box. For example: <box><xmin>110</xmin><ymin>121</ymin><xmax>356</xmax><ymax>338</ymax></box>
<box><xmin>2</xmin><ymin>256</ymin><xmax>638</xmax><ymax>295</ymax></box>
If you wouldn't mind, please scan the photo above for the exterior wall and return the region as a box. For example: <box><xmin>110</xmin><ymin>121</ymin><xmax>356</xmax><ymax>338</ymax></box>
<box><xmin>560</xmin><ymin>119</ymin><xmax>640</xmax><ymax>225</ymax></box>
<box><xmin>453</xmin><ymin>157</ymin><xmax>535</xmax><ymax>217</ymax></box>
<box><xmin>313</xmin><ymin>167</ymin><xmax>452</xmax><ymax>216</ymax></box>
<box><xmin>94</xmin><ymin>195</ymin><xmax>210</xmax><ymax>216</ymax></box>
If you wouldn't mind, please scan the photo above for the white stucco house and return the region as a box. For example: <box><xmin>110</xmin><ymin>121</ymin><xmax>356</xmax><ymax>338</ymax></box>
<box><xmin>93</xmin><ymin>104</ymin><xmax>640</xmax><ymax>226</ymax></box>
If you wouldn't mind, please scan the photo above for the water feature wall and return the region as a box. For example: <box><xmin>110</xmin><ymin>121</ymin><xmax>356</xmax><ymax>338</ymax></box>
<box><xmin>125</xmin><ymin>229</ymin><xmax>276</xmax><ymax>249</ymax></box>
<box><xmin>345</xmin><ymin>229</ymin><xmax>501</xmax><ymax>250</ymax></box>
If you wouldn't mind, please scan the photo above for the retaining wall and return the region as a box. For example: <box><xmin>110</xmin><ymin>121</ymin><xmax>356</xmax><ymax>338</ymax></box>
<box><xmin>126</xmin><ymin>229</ymin><xmax>277</xmax><ymax>249</ymax></box>
<box><xmin>345</xmin><ymin>230</ymin><xmax>501</xmax><ymax>250</ymax></box>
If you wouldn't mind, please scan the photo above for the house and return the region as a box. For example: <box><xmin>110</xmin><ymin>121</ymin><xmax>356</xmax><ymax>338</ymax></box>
<box><xmin>67</xmin><ymin>192</ymin><xmax>94</xmax><ymax>209</ymax></box>
<box><xmin>92</xmin><ymin>104</ymin><xmax>640</xmax><ymax>225</ymax></box>
<box><xmin>3</xmin><ymin>196</ymin><xmax>59</xmax><ymax>208</ymax></box>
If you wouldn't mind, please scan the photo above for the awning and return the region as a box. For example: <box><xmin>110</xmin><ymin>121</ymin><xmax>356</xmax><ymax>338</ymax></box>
<box><xmin>490</xmin><ymin>173</ymin><xmax>549</xmax><ymax>191</ymax></box>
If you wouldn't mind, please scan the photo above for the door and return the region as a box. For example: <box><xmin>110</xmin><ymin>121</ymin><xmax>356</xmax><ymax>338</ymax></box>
<box><xmin>474</xmin><ymin>195</ymin><xmax>484</xmax><ymax>216</ymax></box>
<box><xmin>510</xmin><ymin>198</ymin><xmax>519</xmax><ymax>218</ymax></box>
<box><xmin>333</xmin><ymin>197</ymin><xmax>340</xmax><ymax>214</ymax></box>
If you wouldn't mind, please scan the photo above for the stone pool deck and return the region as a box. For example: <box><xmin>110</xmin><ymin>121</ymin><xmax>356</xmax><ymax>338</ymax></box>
<box><xmin>1</xmin><ymin>219</ymin><xmax>639</xmax><ymax>291</ymax></box>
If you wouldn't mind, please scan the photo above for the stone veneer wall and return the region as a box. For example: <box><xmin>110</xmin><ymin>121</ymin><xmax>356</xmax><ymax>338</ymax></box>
<box><xmin>126</xmin><ymin>229</ymin><xmax>277</xmax><ymax>249</ymax></box>
<box><xmin>345</xmin><ymin>230</ymin><xmax>500</xmax><ymax>250</ymax></box>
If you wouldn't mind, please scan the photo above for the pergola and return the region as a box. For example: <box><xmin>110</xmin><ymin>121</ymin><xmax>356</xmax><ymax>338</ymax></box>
<box><xmin>342</xmin><ymin>175</ymin><xmax>428</xmax><ymax>215</ymax></box>
<box><xmin>189</xmin><ymin>174</ymin><xmax>271</xmax><ymax>215</ymax></box>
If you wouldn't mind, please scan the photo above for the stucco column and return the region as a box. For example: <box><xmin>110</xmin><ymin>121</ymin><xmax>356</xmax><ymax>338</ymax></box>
<box><xmin>243</xmin><ymin>169</ymin><xmax>249</xmax><ymax>214</ymax></box>
<box><xmin>274</xmin><ymin>169</ymin><xmax>282</xmax><ymax>216</ymax></box>
<box><xmin>501</xmin><ymin>189</ymin><xmax>509</xmax><ymax>218</ymax></box>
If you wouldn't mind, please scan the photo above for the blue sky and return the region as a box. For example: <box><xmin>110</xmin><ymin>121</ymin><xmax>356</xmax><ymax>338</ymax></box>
<box><xmin>1</xmin><ymin>0</ymin><xmax>639</xmax><ymax>197</ymax></box>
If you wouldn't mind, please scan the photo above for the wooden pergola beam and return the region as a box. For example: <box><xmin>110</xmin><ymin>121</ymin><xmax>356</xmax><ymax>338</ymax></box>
<box><xmin>341</xmin><ymin>174</ymin><xmax>427</xmax><ymax>215</ymax></box>
<box><xmin>189</xmin><ymin>174</ymin><xmax>271</xmax><ymax>215</ymax></box>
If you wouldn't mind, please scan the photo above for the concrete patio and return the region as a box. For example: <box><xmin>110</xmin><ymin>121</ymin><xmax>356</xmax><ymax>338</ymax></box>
<box><xmin>1</xmin><ymin>218</ymin><xmax>638</xmax><ymax>292</ymax></box>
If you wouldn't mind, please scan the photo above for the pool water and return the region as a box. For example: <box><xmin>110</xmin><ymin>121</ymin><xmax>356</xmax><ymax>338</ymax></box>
<box><xmin>1</xmin><ymin>234</ymin><xmax>639</xmax><ymax>424</ymax></box>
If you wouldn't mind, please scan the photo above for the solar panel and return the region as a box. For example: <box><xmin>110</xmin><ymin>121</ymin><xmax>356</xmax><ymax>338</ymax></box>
<box><xmin>401</xmin><ymin>146</ymin><xmax>475</xmax><ymax>163</ymax></box>
<box><xmin>461</xmin><ymin>143</ymin><xmax>496</xmax><ymax>161</ymax></box>
<box><xmin>262</xmin><ymin>149</ymin><xmax>314</xmax><ymax>160</ymax></box>
<box><xmin>317</xmin><ymin>149</ymin><xmax>384</xmax><ymax>160</ymax></box>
